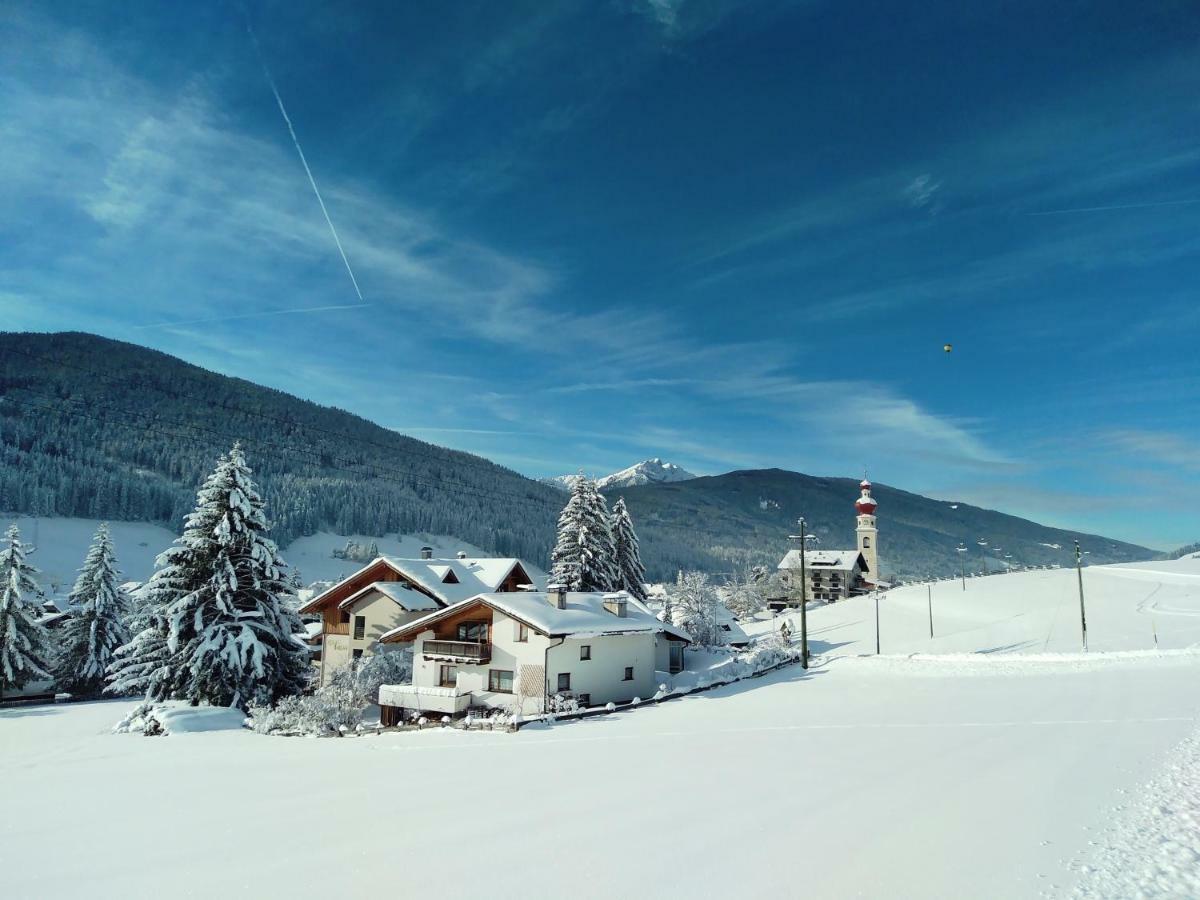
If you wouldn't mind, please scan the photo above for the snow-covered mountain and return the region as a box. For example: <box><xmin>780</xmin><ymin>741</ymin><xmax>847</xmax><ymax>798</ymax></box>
<box><xmin>599</xmin><ymin>458</ymin><xmax>697</xmax><ymax>490</ymax></box>
<box><xmin>542</xmin><ymin>459</ymin><xmax>697</xmax><ymax>492</ymax></box>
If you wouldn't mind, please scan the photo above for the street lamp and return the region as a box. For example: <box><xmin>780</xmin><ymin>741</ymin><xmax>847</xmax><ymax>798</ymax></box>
<box><xmin>956</xmin><ymin>543</ymin><xmax>967</xmax><ymax>591</ymax></box>
<box><xmin>977</xmin><ymin>539</ymin><xmax>989</xmax><ymax>575</ymax></box>
<box><xmin>788</xmin><ymin>518</ymin><xmax>819</xmax><ymax>670</ymax></box>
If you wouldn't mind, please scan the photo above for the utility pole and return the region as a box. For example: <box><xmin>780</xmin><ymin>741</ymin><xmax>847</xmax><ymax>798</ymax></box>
<box><xmin>874</xmin><ymin>589</ymin><xmax>881</xmax><ymax>655</ymax></box>
<box><xmin>956</xmin><ymin>543</ymin><xmax>967</xmax><ymax>591</ymax></box>
<box><xmin>1075</xmin><ymin>540</ymin><xmax>1088</xmax><ymax>652</ymax></box>
<box><xmin>927</xmin><ymin>584</ymin><xmax>934</xmax><ymax>639</ymax></box>
<box><xmin>787</xmin><ymin>518</ymin><xmax>815</xmax><ymax>670</ymax></box>
<box><xmin>978</xmin><ymin>539</ymin><xmax>989</xmax><ymax>576</ymax></box>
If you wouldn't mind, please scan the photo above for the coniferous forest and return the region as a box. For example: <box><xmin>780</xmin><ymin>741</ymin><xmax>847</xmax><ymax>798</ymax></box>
<box><xmin>0</xmin><ymin>333</ymin><xmax>1155</xmax><ymax>580</ymax></box>
<box><xmin>0</xmin><ymin>332</ymin><xmax>563</xmax><ymax>564</ymax></box>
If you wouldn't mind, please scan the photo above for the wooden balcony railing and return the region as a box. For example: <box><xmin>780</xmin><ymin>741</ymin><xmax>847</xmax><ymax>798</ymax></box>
<box><xmin>423</xmin><ymin>640</ymin><xmax>491</xmax><ymax>661</ymax></box>
<box><xmin>327</xmin><ymin>623</ymin><xmax>350</xmax><ymax>636</ymax></box>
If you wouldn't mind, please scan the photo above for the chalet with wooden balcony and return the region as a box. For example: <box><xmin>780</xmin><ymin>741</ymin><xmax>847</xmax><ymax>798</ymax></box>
<box><xmin>376</xmin><ymin>586</ymin><xmax>692</xmax><ymax>723</ymax></box>
<box><xmin>297</xmin><ymin>549</ymin><xmax>539</xmax><ymax>685</ymax></box>
<box><xmin>770</xmin><ymin>548</ymin><xmax>870</xmax><ymax>609</ymax></box>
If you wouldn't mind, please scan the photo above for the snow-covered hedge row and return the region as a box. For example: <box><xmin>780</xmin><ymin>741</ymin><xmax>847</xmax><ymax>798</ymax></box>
<box><xmin>248</xmin><ymin>679</ymin><xmax>363</xmax><ymax>737</ymax></box>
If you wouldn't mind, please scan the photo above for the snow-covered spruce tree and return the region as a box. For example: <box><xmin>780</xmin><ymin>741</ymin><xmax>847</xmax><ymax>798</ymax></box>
<box><xmin>0</xmin><ymin>524</ymin><xmax>52</xmax><ymax>698</ymax></box>
<box><xmin>55</xmin><ymin>524</ymin><xmax>132</xmax><ymax>697</ymax></box>
<box><xmin>610</xmin><ymin>497</ymin><xmax>648</xmax><ymax>603</ymax></box>
<box><xmin>549</xmin><ymin>476</ymin><xmax>618</xmax><ymax>592</ymax></box>
<box><xmin>111</xmin><ymin>445</ymin><xmax>309</xmax><ymax>709</ymax></box>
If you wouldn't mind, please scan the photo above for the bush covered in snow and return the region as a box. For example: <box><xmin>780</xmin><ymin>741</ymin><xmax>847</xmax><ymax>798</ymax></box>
<box><xmin>248</xmin><ymin>675</ymin><xmax>364</xmax><ymax>737</ymax></box>
<box><xmin>350</xmin><ymin>648</ymin><xmax>412</xmax><ymax>706</ymax></box>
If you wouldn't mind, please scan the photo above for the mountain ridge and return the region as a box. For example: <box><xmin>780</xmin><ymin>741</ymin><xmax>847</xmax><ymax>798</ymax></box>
<box><xmin>541</xmin><ymin>458</ymin><xmax>696</xmax><ymax>492</ymax></box>
<box><xmin>0</xmin><ymin>332</ymin><xmax>1154</xmax><ymax>580</ymax></box>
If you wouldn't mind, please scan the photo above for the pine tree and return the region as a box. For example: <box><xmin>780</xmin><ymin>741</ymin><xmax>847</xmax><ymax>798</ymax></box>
<box><xmin>550</xmin><ymin>476</ymin><xmax>618</xmax><ymax>592</ymax></box>
<box><xmin>108</xmin><ymin>445</ymin><xmax>309</xmax><ymax>709</ymax></box>
<box><xmin>610</xmin><ymin>497</ymin><xmax>648</xmax><ymax>602</ymax></box>
<box><xmin>0</xmin><ymin>525</ymin><xmax>51</xmax><ymax>698</ymax></box>
<box><xmin>55</xmin><ymin>524</ymin><xmax>132</xmax><ymax>697</ymax></box>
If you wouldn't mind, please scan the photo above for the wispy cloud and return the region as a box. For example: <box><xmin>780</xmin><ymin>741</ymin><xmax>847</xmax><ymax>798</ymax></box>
<box><xmin>134</xmin><ymin>303</ymin><xmax>371</xmax><ymax>330</ymax></box>
<box><xmin>1102</xmin><ymin>429</ymin><xmax>1200</xmax><ymax>471</ymax></box>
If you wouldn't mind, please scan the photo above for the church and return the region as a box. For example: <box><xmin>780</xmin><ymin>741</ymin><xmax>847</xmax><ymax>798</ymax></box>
<box><xmin>771</xmin><ymin>479</ymin><xmax>880</xmax><ymax>608</ymax></box>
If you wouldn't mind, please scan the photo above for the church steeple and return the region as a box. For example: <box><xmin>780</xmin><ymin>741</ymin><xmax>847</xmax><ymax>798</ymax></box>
<box><xmin>855</xmin><ymin>479</ymin><xmax>879</xmax><ymax>581</ymax></box>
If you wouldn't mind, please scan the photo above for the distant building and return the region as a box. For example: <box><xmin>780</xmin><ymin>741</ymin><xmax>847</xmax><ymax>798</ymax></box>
<box><xmin>770</xmin><ymin>479</ymin><xmax>879</xmax><ymax>609</ymax></box>
<box><xmin>855</xmin><ymin>479</ymin><xmax>879</xmax><ymax>581</ymax></box>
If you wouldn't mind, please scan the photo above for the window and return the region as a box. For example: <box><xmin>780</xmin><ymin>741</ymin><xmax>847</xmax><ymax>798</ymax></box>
<box><xmin>488</xmin><ymin>670</ymin><xmax>514</xmax><ymax>693</ymax></box>
<box><xmin>721</xmin><ymin>624</ymin><xmax>732</xmax><ymax>632</ymax></box>
<box><xmin>457</xmin><ymin>621</ymin><xmax>488</xmax><ymax>642</ymax></box>
<box><xmin>352</xmin><ymin>649</ymin><xmax>363</xmax><ymax>660</ymax></box>
<box><xmin>340</xmin><ymin>610</ymin><xmax>351</xmax><ymax>624</ymax></box>
<box><xmin>580</xmin><ymin>644</ymin><xmax>591</xmax><ymax>660</ymax></box>
<box><xmin>557</xmin><ymin>672</ymin><xmax>571</xmax><ymax>692</ymax></box>
<box><xmin>515</xmin><ymin>622</ymin><xmax>529</xmax><ymax>642</ymax></box>
<box><xmin>623</xmin><ymin>666</ymin><xmax>634</xmax><ymax>681</ymax></box>
<box><xmin>578</xmin><ymin>693</ymin><xmax>591</xmax><ymax>707</ymax></box>
<box><xmin>439</xmin><ymin>664</ymin><xmax>458</xmax><ymax>687</ymax></box>
<box><xmin>353</xmin><ymin>615</ymin><xmax>366</xmax><ymax>640</ymax></box>
<box><xmin>863</xmin><ymin>537</ymin><xmax>871</xmax><ymax>548</ymax></box>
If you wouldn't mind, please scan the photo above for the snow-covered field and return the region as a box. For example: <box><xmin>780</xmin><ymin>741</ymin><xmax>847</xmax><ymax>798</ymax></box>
<box><xmin>4</xmin><ymin>558</ymin><xmax>1198</xmax><ymax>898</ymax></box>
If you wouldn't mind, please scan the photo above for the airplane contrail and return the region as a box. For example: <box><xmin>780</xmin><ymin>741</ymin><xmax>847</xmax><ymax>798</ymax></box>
<box><xmin>1028</xmin><ymin>198</ymin><xmax>1200</xmax><ymax>217</ymax></box>
<box><xmin>135</xmin><ymin>303</ymin><xmax>372</xmax><ymax>330</ymax></box>
<box><xmin>244</xmin><ymin>19</ymin><xmax>365</xmax><ymax>301</ymax></box>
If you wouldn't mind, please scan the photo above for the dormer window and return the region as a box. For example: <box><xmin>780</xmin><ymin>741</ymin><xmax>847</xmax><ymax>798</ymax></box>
<box><xmin>442</xmin><ymin>570</ymin><xmax>460</xmax><ymax>584</ymax></box>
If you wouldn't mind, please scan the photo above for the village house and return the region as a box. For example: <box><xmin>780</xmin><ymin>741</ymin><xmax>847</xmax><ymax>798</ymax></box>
<box><xmin>771</xmin><ymin>548</ymin><xmax>871</xmax><ymax>609</ymax></box>
<box><xmin>297</xmin><ymin>548</ymin><xmax>539</xmax><ymax>686</ymax></box>
<box><xmin>375</xmin><ymin>586</ymin><xmax>691</xmax><ymax>723</ymax></box>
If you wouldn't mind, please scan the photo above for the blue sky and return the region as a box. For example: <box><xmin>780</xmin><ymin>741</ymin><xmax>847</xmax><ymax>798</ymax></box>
<box><xmin>3</xmin><ymin>1</ymin><xmax>1198</xmax><ymax>550</ymax></box>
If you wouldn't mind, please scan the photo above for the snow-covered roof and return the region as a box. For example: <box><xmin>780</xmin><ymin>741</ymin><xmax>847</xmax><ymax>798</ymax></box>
<box><xmin>381</xmin><ymin>591</ymin><xmax>692</xmax><ymax>643</ymax></box>
<box><xmin>712</xmin><ymin>604</ymin><xmax>751</xmax><ymax>647</ymax></box>
<box><xmin>337</xmin><ymin>580</ymin><xmax>442</xmax><ymax>612</ymax></box>
<box><xmin>777</xmin><ymin>549</ymin><xmax>867</xmax><ymax>572</ymax></box>
<box><xmin>300</xmin><ymin>556</ymin><xmax>539</xmax><ymax>614</ymax></box>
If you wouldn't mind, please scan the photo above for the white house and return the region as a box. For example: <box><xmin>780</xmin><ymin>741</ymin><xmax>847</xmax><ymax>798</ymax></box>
<box><xmin>376</xmin><ymin>586</ymin><xmax>691</xmax><ymax>723</ymax></box>
<box><xmin>772</xmin><ymin>548</ymin><xmax>870</xmax><ymax>608</ymax></box>
<box><xmin>297</xmin><ymin>550</ymin><xmax>540</xmax><ymax>686</ymax></box>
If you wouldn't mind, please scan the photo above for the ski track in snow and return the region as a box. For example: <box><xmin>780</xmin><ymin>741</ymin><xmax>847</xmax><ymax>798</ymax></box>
<box><xmin>1068</xmin><ymin>724</ymin><xmax>1200</xmax><ymax>899</ymax></box>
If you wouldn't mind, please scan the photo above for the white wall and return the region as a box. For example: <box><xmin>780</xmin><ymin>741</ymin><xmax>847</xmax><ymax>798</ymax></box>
<box><xmin>405</xmin><ymin>607</ymin><xmax>665</xmax><ymax>712</ymax></box>
<box><xmin>320</xmin><ymin>590</ymin><xmax>427</xmax><ymax>686</ymax></box>
<box><xmin>548</xmin><ymin>633</ymin><xmax>658</xmax><ymax>708</ymax></box>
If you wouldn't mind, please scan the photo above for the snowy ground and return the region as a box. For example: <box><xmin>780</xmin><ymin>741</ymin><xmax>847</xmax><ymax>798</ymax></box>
<box><xmin>4</xmin><ymin>559</ymin><xmax>1197</xmax><ymax>899</ymax></box>
<box><xmin>746</xmin><ymin>557</ymin><xmax>1200</xmax><ymax>657</ymax></box>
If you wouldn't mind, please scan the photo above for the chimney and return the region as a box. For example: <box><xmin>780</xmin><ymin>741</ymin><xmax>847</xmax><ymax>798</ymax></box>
<box><xmin>602</xmin><ymin>592</ymin><xmax>628</xmax><ymax>618</ymax></box>
<box><xmin>547</xmin><ymin>584</ymin><xmax>568</xmax><ymax>609</ymax></box>
<box><xmin>456</xmin><ymin>550</ymin><xmax>468</xmax><ymax>560</ymax></box>
<box><xmin>420</xmin><ymin>546</ymin><xmax>433</xmax><ymax>560</ymax></box>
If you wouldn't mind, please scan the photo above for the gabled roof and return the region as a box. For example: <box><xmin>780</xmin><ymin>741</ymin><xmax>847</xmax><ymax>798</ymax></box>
<box><xmin>381</xmin><ymin>591</ymin><xmax>692</xmax><ymax>644</ymax></box>
<box><xmin>777</xmin><ymin>549</ymin><xmax>868</xmax><ymax>573</ymax></box>
<box><xmin>299</xmin><ymin>556</ymin><xmax>537</xmax><ymax>614</ymax></box>
<box><xmin>337</xmin><ymin>581</ymin><xmax>443</xmax><ymax>612</ymax></box>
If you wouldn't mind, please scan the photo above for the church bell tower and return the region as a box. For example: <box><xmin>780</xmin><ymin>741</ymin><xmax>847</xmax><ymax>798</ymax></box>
<box><xmin>855</xmin><ymin>479</ymin><xmax>879</xmax><ymax>582</ymax></box>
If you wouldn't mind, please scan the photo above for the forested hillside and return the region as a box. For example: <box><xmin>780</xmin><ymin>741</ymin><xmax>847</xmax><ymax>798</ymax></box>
<box><xmin>610</xmin><ymin>469</ymin><xmax>1153</xmax><ymax>580</ymax></box>
<box><xmin>0</xmin><ymin>333</ymin><xmax>1154</xmax><ymax>581</ymax></box>
<box><xmin>0</xmin><ymin>332</ymin><xmax>562</xmax><ymax>564</ymax></box>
